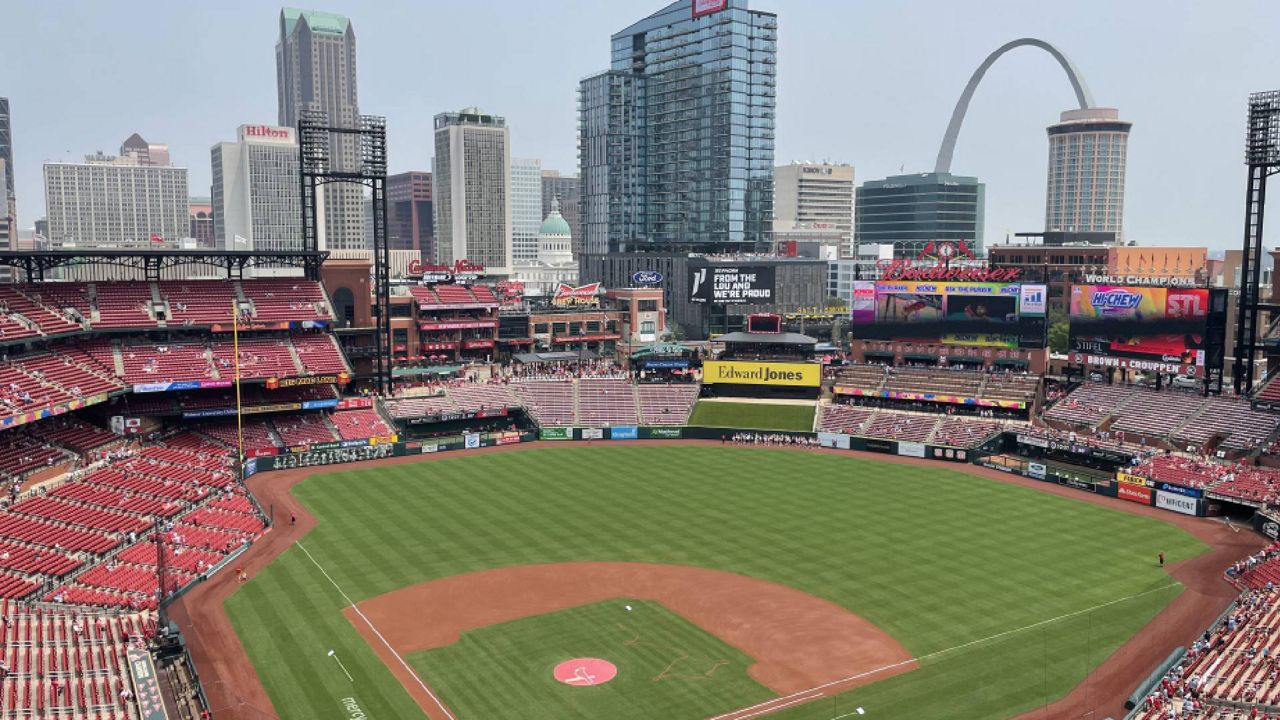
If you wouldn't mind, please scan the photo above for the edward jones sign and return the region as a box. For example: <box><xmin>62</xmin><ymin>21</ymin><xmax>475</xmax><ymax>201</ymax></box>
<box><xmin>702</xmin><ymin>361</ymin><xmax>821</xmax><ymax>387</ymax></box>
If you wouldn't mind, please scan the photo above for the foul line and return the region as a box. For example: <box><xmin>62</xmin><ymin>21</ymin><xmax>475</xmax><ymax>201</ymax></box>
<box><xmin>297</xmin><ymin>542</ymin><xmax>457</xmax><ymax>720</ymax></box>
<box><xmin>711</xmin><ymin>582</ymin><xmax>1183</xmax><ymax>720</ymax></box>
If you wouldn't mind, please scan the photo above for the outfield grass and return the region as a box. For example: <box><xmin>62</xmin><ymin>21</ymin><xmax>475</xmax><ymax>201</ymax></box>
<box><xmin>687</xmin><ymin>400</ymin><xmax>816</xmax><ymax>431</ymax></box>
<box><xmin>410</xmin><ymin>600</ymin><xmax>774</xmax><ymax>718</ymax></box>
<box><xmin>225</xmin><ymin>446</ymin><xmax>1207</xmax><ymax>720</ymax></box>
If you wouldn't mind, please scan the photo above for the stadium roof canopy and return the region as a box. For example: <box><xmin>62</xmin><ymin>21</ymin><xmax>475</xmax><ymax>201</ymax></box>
<box><xmin>715</xmin><ymin>331</ymin><xmax>817</xmax><ymax>345</ymax></box>
<box><xmin>0</xmin><ymin>249</ymin><xmax>328</xmax><ymax>282</ymax></box>
<box><xmin>513</xmin><ymin>351</ymin><xmax>600</xmax><ymax>364</ymax></box>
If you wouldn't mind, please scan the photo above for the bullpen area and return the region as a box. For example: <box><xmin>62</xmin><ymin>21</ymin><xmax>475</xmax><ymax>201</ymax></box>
<box><xmin>687</xmin><ymin>399</ymin><xmax>817</xmax><ymax>432</ymax></box>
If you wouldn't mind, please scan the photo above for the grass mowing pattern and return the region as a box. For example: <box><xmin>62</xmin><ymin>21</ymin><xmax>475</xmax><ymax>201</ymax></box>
<box><xmin>225</xmin><ymin>446</ymin><xmax>1206</xmax><ymax>720</ymax></box>
<box><xmin>409</xmin><ymin>600</ymin><xmax>774</xmax><ymax>719</ymax></box>
<box><xmin>688</xmin><ymin>400</ymin><xmax>816</xmax><ymax>431</ymax></box>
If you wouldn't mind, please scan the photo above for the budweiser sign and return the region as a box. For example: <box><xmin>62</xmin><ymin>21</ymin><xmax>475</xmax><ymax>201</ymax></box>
<box><xmin>876</xmin><ymin>259</ymin><xmax>1021</xmax><ymax>282</ymax></box>
<box><xmin>551</xmin><ymin>282</ymin><xmax>601</xmax><ymax>307</ymax></box>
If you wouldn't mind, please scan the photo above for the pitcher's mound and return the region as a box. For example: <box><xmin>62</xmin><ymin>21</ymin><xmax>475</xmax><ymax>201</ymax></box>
<box><xmin>554</xmin><ymin>658</ymin><xmax>617</xmax><ymax>686</ymax></box>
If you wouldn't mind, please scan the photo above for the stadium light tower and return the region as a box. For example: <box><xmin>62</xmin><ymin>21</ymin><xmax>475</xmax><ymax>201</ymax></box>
<box><xmin>1233</xmin><ymin>90</ymin><xmax>1280</xmax><ymax>394</ymax></box>
<box><xmin>298</xmin><ymin>110</ymin><xmax>393</xmax><ymax>396</ymax></box>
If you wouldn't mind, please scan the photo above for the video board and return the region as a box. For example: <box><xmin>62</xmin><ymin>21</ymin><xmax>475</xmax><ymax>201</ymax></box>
<box><xmin>689</xmin><ymin>266</ymin><xmax>776</xmax><ymax>305</ymax></box>
<box><xmin>1067</xmin><ymin>285</ymin><xmax>1211</xmax><ymax>375</ymax></box>
<box><xmin>850</xmin><ymin>281</ymin><xmax>1048</xmax><ymax>348</ymax></box>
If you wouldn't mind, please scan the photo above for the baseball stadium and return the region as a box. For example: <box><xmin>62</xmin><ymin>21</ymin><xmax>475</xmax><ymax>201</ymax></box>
<box><xmin>0</xmin><ymin>236</ymin><xmax>1276</xmax><ymax>720</ymax></box>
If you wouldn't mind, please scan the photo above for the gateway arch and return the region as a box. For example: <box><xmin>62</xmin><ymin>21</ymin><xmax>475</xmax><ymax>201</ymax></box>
<box><xmin>934</xmin><ymin>38</ymin><xmax>1095</xmax><ymax>174</ymax></box>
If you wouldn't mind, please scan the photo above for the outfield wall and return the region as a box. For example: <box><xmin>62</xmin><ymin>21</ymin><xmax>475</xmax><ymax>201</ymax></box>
<box><xmin>237</xmin><ymin>423</ymin><xmax>1218</xmax><ymax>522</ymax></box>
<box><xmin>243</xmin><ymin>430</ymin><xmax>538</xmax><ymax>474</ymax></box>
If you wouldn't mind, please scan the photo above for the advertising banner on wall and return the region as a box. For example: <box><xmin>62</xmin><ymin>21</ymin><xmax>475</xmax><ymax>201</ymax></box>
<box><xmin>1028</xmin><ymin>462</ymin><xmax>1047</xmax><ymax>480</ymax></box>
<box><xmin>897</xmin><ymin>442</ymin><xmax>926</xmax><ymax>458</ymax></box>
<box><xmin>1155</xmin><ymin>490</ymin><xmax>1198</xmax><ymax>516</ymax></box>
<box><xmin>1118</xmin><ymin>484</ymin><xmax>1153</xmax><ymax>504</ymax></box>
<box><xmin>648</xmin><ymin>427</ymin><xmax>683</xmax><ymax>439</ymax></box>
<box><xmin>702</xmin><ymin>361</ymin><xmax>821</xmax><ymax>387</ymax></box>
<box><xmin>581</xmin><ymin>428</ymin><xmax>604</xmax><ymax>440</ymax></box>
<box><xmin>1156</xmin><ymin>482</ymin><xmax>1202</xmax><ymax>499</ymax></box>
<box><xmin>689</xmin><ymin>266</ymin><xmax>776</xmax><ymax>304</ymax></box>
<box><xmin>610</xmin><ymin>426</ymin><xmax>639</xmax><ymax>440</ymax></box>
<box><xmin>818</xmin><ymin>432</ymin><xmax>851</xmax><ymax>450</ymax></box>
<box><xmin>464</xmin><ymin>433</ymin><xmax>481</xmax><ymax>449</ymax></box>
<box><xmin>1116</xmin><ymin>471</ymin><xmax>1153</xmax><ymax>488</ymax></box>
<box><xmin>539</xmin><ymin>427</ymin><xmax>572</xmax><ymax>440</ymax></box>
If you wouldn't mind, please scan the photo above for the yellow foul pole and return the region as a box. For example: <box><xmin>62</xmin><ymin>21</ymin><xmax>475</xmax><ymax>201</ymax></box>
<box><xmin>233</xmin><ymin>299</ymin><xmax>245</xmax><ymax>470</ymax></box>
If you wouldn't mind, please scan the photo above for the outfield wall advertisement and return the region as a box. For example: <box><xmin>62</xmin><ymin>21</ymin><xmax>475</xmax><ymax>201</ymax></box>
<box><xmin>1155</xmin><ymin>490</ymin><xmax>1198</xmax><ymax>516</ymax></box>
<box><xmin>1117</xmin><ymin>484</ymin><xmax>1153</xmax><ymax>505</ymax></box>
<box><xmin>702</xmin><ymin>361</ymin><xmax>822</xmax><ymax>387</ymax></box>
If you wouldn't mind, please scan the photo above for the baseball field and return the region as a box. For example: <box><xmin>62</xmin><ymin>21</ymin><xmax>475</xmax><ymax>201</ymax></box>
<box><xmin>222</xmin><ymin>445</ymin><xmax>1207</xmax><ymax>719</ymax></box>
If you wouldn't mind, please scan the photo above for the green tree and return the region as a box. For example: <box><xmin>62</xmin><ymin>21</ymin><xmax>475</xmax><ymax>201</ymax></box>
<box><xmin>1046</xmin><ymin>309</ymin><xmax>1070</xmax><ymax>354</ymax></box>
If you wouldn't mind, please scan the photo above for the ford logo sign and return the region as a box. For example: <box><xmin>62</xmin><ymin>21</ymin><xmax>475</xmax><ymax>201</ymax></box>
<box><xmin>632</xmin><ymin>271</ymin><xmax>663</xmax><ymax>285</ymax></box>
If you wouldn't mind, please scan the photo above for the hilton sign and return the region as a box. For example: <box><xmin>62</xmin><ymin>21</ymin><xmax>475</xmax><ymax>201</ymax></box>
<box><xmin>238</xmin><ymin>124</ymin><xmax>295</xmax><ymax>143</ymax></box>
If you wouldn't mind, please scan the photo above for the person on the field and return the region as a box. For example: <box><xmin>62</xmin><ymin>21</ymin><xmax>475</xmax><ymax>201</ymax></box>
<box><xmin>1158</xmin><ymin>552</ymin><xmax>1165</xmax><ymax>568</ymax></box>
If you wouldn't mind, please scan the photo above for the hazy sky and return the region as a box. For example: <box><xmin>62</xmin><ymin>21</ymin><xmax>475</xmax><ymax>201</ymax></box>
<box><xmin>3</xmin><ymin>0</ymin><xmax>1278</xmax><ymax>251</ymax></box>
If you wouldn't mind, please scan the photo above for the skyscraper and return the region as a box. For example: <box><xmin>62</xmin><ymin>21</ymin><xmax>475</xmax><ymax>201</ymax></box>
<box><xmin>578</xmin><ymin>0</ymin><xmax>777</xmax><ymax>256</ymax></box>
<box><xmin>854</xmin><ymin>172</ymin><xmax>985</xmax><ymax>258</ymax></box>
<box><xmin>189</xmin><ymin>198</ymin><xmax>214</xmax><ymax>248</ymax></box>
<box><xmin>387</xmin><ymin>171</ymin><xmax>432</xmax><ymax>255</ymax></box>
<box><xmin>276</xmin><ymin>8</ymin><xmax>365</xmax><ymax>249</ymax></box>
<box><xmin>44</xmin><ymin>144</ymin><xmax>188</xmax><ymax>248</ymax></box>
<box><xmin>120</xmin><ymin>133</ymin><xmax>170</xmax><ymax>167</ymax></box>
<box><xmin>540</xmin><ymin>170</ymin><xmax>582</xmax><ymax>255</ymax></box>
<box><xmin>432</xmin><ymin>108</ymin><xmax>512</xmax><ymax>275</ymax></box>
<box><xmin>773</xmin><ymin>162</ymin><xmax>856</xmax><ymax>252</ymax></box>
<box><xmin>511</xmin><ymin>158</ymin><xmax>543</xmax><ymax>262</ymax></box>
<box><xmin>1044</xmin><ymin>108</ymin><xmax>1131</xmax><ymax>239</ymax></box>
<box><xmin>0</xmin><ymin>98</ymin><xmax>13</xmax><ymax>252</ymax></box>
<box><xmin>210</xmin><ymin>124</ymin><xmax>302</xmax><ymax>252</ymax></box>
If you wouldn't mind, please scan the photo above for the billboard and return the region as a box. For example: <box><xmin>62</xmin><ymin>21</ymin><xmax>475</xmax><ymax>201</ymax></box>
<box><xmin>1068</xmin><ymin>285</ymin><xmax>1211</xmax><ymax>374</ymax></box>
<box><xmin>551</xmin><ymin>282</ymin><xmax>601</xmax><ymax>307</ymax></box>
<box><xmin>692</xmin><ymin>0</ymin><xmax>728</xmax><ymax>17</ymax></box>
<box><xmin>702</xmin><ymin>361</ymin><xmax>821</xmax><ymax>387</ymax></box>
<box><xmin>850</xmin><ymin>281</ymin><xmax>1048</xmax><ymax>348</ymax></box>
<box><xmin>690</xmin><ymin>266</ymin><xmax>776</xmax><ymax>305</ymax></box>
<box><xmin>1155</xmin><ymin>490</ymin><xmax>1198</xmax><ymax>516</ymax></box>
<box><xmin>1118</xmin><ymin>484</ymin><xmax>1153</xmax><ymax>505</ymax></box>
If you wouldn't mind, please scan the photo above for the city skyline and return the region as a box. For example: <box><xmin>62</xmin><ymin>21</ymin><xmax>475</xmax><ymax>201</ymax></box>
<box><xmin>1</xmin><ymin>0</ymin><xmax>1278</xmax><ymax>251</ymax></box>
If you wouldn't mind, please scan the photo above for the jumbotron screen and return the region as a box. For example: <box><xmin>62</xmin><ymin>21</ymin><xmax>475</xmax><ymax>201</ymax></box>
<box><xmin>850</xmin><ymin>281</ymin><xmax>1048</xmax><ymax>348</ymax></box>
<box><xmin>1067</xmin><ymin>285</ymin><xmax>1209</xmax><ymax>373</ymax></box>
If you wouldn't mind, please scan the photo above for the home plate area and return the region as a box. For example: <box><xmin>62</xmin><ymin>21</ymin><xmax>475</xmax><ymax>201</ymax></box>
<box><xmin>343</xmin><ymin>562</ymin><xmax>914</xmax><ymax>719</ymax></box>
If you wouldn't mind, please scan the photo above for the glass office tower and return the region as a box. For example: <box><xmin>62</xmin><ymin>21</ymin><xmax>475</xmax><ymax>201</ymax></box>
<box><xmin>854</xmin><ymin>172</ymin><xmax>986</xmax><ymax>258</ymax></box>
<box><xmin>579</xmin><ymin>0</ymin><xmax>777</xmax><ymax>256</ymax></box>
